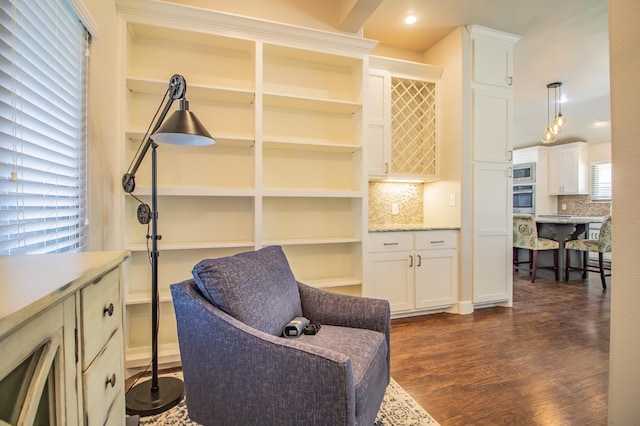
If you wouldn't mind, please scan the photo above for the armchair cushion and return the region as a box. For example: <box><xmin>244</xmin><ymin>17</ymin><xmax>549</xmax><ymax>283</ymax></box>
<box><xmin>192</xmin><ymin>246</ymin><xmax>302</xmax><ymax>336</ymax></box>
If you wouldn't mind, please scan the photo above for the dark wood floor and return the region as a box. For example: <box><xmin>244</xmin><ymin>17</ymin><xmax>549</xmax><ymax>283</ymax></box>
<box><xmin>391</xmin><ymin>272</ymin><xmax>610</xmax><ymax>425</ymax></box>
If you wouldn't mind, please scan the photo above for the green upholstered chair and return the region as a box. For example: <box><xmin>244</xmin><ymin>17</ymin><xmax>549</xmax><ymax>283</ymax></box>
<box><xmin>513</xmin><ymin>214</ymin><xmax>559</xmax><ymax>282</ymax></box>
<box><xmin>565</xmin><ymin>215</ymin><xmax>612</xmax><ymax>289</ymax></box>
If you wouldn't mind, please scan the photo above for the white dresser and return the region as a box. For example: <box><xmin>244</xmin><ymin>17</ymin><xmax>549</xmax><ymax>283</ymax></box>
<box><xmin>0</xmin><ymin>251</ymin><xmax>129</xmax><ymax>425</ymax></box>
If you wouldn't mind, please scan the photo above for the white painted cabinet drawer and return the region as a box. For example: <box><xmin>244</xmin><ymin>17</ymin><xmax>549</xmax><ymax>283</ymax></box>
<box><xmin>81</xmin><ymin>267</ymin><xmax>120</xmax><ymax>369</ymax></box>
<box><xmin>84</xmin><ymin>329</ymin><xmax>124</xmax><ymax>426</ymax></box>
<box><xmin>368</xmin><ymin>232</ymin><xmax>413</xmax><ymax>252</ymax></box>
<box><xmin>415</xmin><ymin>231</ymin><xmax>458</xmax><ymax>250</ymax></box>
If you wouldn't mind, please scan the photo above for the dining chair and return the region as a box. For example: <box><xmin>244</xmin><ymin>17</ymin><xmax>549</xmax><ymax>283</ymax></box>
<box><xmin>513</xmin><ymin>214</ymin><xmax>559</xmax><ymax>282</ymax></box>
<box><xmin>565</xmin><ymin>215</ymin><xmax>612</xmax><ymax>289</ymax></box>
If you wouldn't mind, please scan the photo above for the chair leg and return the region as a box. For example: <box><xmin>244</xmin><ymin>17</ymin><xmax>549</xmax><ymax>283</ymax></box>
<box><xmin>565</xmin><ymin>248</ymin><xmax>571</xmax><ymax>281</ymax></box>
<box><xmin>599</xmin><ymin>252</ymin><xmax>607</xmax><ymax>289</ymax></box>
<box><xmin>528</xmin><ymin>250</ymin><xmax>533</xmax><ymax>277</ymax></box>
<box><xmin>554</xmin><ymin>249</ymin><xmax>559</xmax><ymax>281</ymax></box>
<box><xmin>531</xmin><ymin>250</ymin><xmax>538</xmax><ymax>283</ymax></box>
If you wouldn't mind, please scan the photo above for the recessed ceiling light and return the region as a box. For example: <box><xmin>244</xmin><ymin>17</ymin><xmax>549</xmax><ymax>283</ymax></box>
<box><xmin>593</xmin><ymin>120</ymin><xmax>610</xmax><ymax>127</ymax></box>
<box><xmin>404</xmin><ymin>15</ymin><xmax>417</xmax><ymax>25</ymax></box>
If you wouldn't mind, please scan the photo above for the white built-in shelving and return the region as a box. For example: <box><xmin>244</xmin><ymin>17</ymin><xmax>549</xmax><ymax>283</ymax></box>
<box><xmin>118</xmin><ymin>0</ymin><xmax>375</xmax><ymax>369</ymax></box>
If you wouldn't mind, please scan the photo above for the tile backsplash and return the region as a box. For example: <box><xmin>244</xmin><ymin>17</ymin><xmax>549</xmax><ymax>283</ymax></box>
<box><xmin>557</xmin><ymin>195</ymin><xmax>611</xmax><ymax>216</ymax></box>
<box><xmin>369</xmin><ymin>182</ymin><xmax>424</xmax><ymax>226</ymax></box>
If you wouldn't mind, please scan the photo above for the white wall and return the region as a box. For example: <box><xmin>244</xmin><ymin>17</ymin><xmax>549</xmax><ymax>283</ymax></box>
<box><xmin>421</xmin><ymin>28</ymin><xmax>463</xmax><ymax>228</ymax></box>
<box><xmin>589</xmin><ymin>141</ymin><xmax>612</xmax><ymax>163</ymax></box>
<box><xmin>83</xmin><ymin>0</ymin><xmax>121</xmax><ymax>251</ymax></box>
<box><xmin>608</xmin><ymin>0</ymin><xmax>640</xmax><ymax>422</ymax></box>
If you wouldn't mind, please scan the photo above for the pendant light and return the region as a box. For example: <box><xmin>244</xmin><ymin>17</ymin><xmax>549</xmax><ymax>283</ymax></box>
<box><xmin>542</xmin><ymin>82</ymin><xmax>566</xmax><ymax>144</ymax></box>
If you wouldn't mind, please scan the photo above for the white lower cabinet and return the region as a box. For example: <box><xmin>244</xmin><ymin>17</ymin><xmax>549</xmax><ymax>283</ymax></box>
<box><xmin>366</xmin><ymin>230</ymin><xmax>458</xmax><ymax>316</ymax></box>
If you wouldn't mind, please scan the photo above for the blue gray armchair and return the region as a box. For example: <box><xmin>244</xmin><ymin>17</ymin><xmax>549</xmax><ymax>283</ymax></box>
<box><xmin>170</xmin><ymin>246</ymin><xmax>390</xmax><ymax>425</ymax></box>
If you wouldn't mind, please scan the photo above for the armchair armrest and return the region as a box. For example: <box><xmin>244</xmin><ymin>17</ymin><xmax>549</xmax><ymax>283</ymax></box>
<box><xmin>297</xmin><ymin>281</ymin><xmax>390</xmax><ymax>373</ymax></box>
<box><xmin>171</xmin><ymin>280</ymin><xmax>358</xmax><ymax>425</ymax></box>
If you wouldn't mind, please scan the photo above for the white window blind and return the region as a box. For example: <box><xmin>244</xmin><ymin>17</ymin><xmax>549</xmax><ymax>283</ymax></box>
<box><xmin>591</xmin><ymin>162</ymin><xmax>612</xmax><ymax>201</ymax></box>
<box><xmin>0</xmin><ymin>0</ymin><xmax>90</xmax><ymax>255</ymax></box>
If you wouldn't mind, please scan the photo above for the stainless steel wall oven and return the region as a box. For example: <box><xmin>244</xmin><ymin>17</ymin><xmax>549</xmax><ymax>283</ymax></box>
<box><xmin>513</xmin><ymin>184</ymin><xmax>535</xmax><ymax>214</ymax></box>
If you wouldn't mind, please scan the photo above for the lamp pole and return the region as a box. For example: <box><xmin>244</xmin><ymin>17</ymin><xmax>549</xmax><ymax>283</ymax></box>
<box><xmin>123</xmin><ymin>74</ymin><xmax>214</xmax><ymax>416</ymax></box>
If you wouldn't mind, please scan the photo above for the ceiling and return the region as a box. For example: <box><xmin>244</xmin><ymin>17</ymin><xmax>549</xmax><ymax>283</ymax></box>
<box><xmin>360</xmin><ymin>0</ymin><xmax>611</xmax><ymax>149</ymax></box>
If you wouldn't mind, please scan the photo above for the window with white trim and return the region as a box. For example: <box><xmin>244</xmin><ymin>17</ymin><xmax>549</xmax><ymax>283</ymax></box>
<box><xmin>0</xmin><ymin>0</ymin><xmax>90</xmax><ymax>255</ymax></box>
<box><xmin>591</xmin><ymin>162</ymin><xmax>612</xmax><ymax>201</ymax></box>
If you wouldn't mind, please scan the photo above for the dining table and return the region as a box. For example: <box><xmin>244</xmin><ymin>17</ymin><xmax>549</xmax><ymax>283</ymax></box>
<box><xmin>530</xmin><ymin>215</ymin><xmax>604</xmax><ymax>282</ymax></box>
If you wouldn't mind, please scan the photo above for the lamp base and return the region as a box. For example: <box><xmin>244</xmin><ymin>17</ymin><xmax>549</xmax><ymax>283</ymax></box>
<box><xmin>125</xmin><ymin>376</ymin><xmax>184</xmax><ymax>417</ymax></box>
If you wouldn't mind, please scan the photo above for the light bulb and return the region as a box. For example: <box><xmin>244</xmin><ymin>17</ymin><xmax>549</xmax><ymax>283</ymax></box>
<box><xmin>555</xmin><ymin>113</ymin><xmax>566</xmax><ymax>127</ymax></box>
<box><xmin>404</xmin><ymin>15</ymin><xmax>417</xmax><ymax>25</ymax></box>
<box><xmin>542</xmin><ymin>127</ymin><xmax>556</xmax><ymax>144</ymax></box>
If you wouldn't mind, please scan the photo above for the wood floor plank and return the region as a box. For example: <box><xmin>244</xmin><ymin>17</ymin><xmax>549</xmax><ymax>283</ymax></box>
<box><xmin>390</xmin><ymin>272</ymin><xmax>610</xmax><ymax>425</ymax></box>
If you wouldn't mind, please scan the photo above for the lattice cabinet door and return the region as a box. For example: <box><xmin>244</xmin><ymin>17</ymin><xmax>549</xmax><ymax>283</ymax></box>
<box><xmin>390</xmin><ymin>77</ymin><xmax>437</xmax><ymax>178</ymax></box>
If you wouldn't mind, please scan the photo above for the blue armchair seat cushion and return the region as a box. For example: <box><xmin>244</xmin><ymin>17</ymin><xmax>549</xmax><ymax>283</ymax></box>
<box><xmin>296</xmin><ymin>325</ymin><xmax>387</xmax><ymax>419</ymax></box>
<box><xmin>192</xmin><ymin>246</ymin><xmax>302</xmax><ymax>336</ymax></box>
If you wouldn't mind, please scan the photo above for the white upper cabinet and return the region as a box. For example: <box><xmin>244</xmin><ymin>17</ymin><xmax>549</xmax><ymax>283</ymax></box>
<box><xmin>472</xmin><ymin>28</ymin><xmax>515</xmax><ymax>88</ymax></box>
<box><xmin>367</xmin><ymin>70</ymin><xmax>390</xmax><ymax>177</ymax></box>
<box><xmin>548</xmin><ymin>142</ymin><xmax>589</xmax><ymax>195</ymax></box>
<box><xmin>472</xmin><ymin>85</ymin><xmax>513</xmax><ymax>163</ymax></box>
<box><xmin>367</xmin><ymin>56</ymin><xmax>442</xmax><ymax>181</ymax></box>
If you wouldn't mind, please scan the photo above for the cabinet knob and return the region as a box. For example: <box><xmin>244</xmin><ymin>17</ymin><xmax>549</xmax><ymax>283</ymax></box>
<box><xmin>103</xmin><ymin>303</ymin><xmax>114</xmax><ymax>317</ymax></box>
<box><xmin>106</xmin><ymin>373</ymin><xmax>117</xmax><ymax>388</ymax></box>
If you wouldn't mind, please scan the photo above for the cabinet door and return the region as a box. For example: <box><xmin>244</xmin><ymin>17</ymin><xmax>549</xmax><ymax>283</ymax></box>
<box><xmin>368</xmin><ymin>70</ymin><xmax>390</xmax><ymax>177</ymax></box>
<box><xmin>548</xmin><ymin>147</ymin><xmax>588</xmax><ymax>194</ymax></box>
<box><xmin>472</xmin><ymin>37</ymin><xmax>513</xmax><ymax>88</ymax></box>
<box><xmin>0</xmin><ymin>303</ymin><xmax>75</xmax><ymax>426</ymax></box>
<box><xmin>472</xmin><ymin>162</ymin><xmax>512</xmax><ymax>304</ymax></box>
<box><xmin>414</xmin><ymin>248</ymin><xmax>458</xmax><ymax>309</ymax></box>
<box><xmin>368</xmin><ymin>251</ymin><xmax>414</xmax><ymax>313</ymax></box>
<box><xmin>390</xmin><ymin>76</ymin><xmax>438</xmax><ymax>179</ymax></box>
<box><xmin>472</xmin><ymin>85</ymin><xmax>512</xmax><ymax>163</ymax></box>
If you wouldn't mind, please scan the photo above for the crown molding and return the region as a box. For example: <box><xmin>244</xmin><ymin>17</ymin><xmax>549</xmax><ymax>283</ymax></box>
<box><xmin>466</xmin><ymin>24</ymin><xmax>521</xmax><ymax>45</ymax></box>
<box><xmin>116</xmin><ymin>0</ymin><xmax>378</xmax><ymax>56</ymax></box>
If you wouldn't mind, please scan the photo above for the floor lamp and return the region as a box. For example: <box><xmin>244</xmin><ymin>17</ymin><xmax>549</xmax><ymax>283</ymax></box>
<box><xmin>123</xmin><ymin>74</ymin><xmax>215</xmax><ymax>416</ymax></box>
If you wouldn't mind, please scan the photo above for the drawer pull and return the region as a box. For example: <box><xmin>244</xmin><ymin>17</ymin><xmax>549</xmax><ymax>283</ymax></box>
<box><xmin>417</xmin><ymin>254</ymin><xmax>422</xmax><ymax>267</ymax></box>
<box><xmin>383</xmin><ymin>242</ymin><xmax>399</xmax><ymax>246</ymax></box>
<box><xmin>409</xmin><ymin>255</ymin><xmax>413</xmax><ymax>267</ymax></box>
<box><xmin>106</xmin><ymin>373</ymin><xmax>117</xmax><ymax>388</ymax></box>
<box><xmin>430</xmin><ymin>240</ymin><xmax>445</xmax><ymax>244</ymax></box>
<box><xmin>103</xmin><ymin>303</ymin><xmax>114</xmax><ymax>317</ymax></box>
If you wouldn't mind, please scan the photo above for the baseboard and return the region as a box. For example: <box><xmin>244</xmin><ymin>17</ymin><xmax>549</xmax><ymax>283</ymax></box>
<box><xmin>457</xmin><ymin>300</ymin><xmax>474</xmax><ymax>315</ymax></box>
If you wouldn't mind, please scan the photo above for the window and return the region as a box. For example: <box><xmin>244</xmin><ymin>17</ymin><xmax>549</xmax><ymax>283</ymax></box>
<box><xmin>0</xmin><ymin>0</ymin><xmax>90</xmax><ymax>255</ymax></box>
<box><xmin>591</xmin><ymin>162</ymin><xmax>612</xmax><ymax>201</ymax></box>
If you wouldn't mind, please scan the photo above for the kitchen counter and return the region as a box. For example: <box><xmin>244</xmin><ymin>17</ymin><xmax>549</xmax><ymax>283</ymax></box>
<box><xmin>535</xmin><ymin>215</ymin><xmax>605</xmax><ymax>224</ymax></box>
<box><xmin>519</xmin><ymin>216</ymin><xmax>603</xmax><ymax>282</ymax></box>
<box><xmin>369</xmin><ymin>224</ymin><xmax>461</xmax><ymax>232</ymax></box>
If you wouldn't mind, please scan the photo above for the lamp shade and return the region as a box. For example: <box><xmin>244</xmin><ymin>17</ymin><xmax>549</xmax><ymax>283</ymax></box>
<box><xmin>152</xmin><ymin>106</ymin><xmax>215</xmax><ymax>146</ymax></box>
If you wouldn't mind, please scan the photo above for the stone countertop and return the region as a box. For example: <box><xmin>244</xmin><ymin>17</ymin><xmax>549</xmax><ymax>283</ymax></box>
<box><xmin>369</xmin><ymin>224</ymin><xmax>461</xmax><ymax>232</ymax></box>
<box><xmin>534</xmin><ymin>215</ymin><xmax>605</xmax><ymax>224</ymax></box>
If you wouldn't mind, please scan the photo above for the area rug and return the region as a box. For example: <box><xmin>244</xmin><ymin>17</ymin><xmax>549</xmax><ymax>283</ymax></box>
<box><xmin>137</xmin><ymin>371</ymin><xmax>439</xmax><ymax>425</ymax></box>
